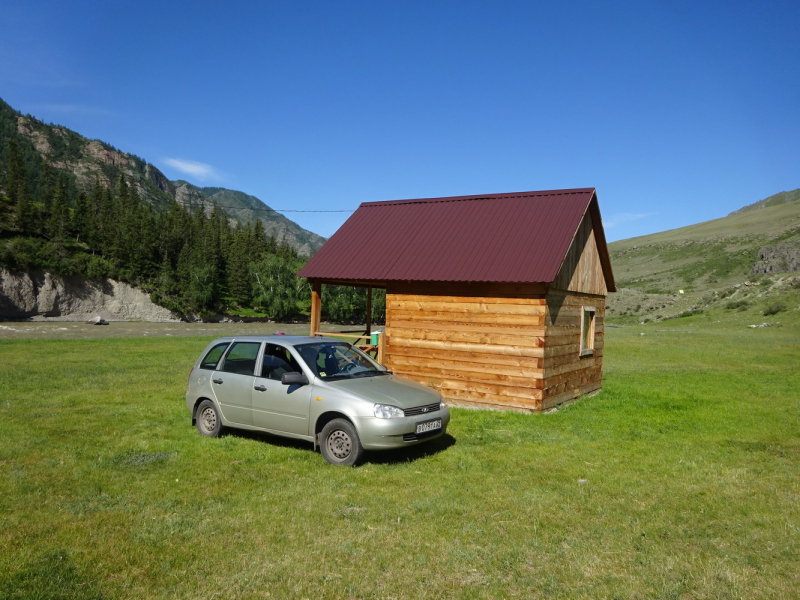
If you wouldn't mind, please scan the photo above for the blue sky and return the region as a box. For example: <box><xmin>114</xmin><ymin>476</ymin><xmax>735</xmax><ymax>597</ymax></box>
<box><xmin>1</xmin><ymin>0</ymin><xmax>798</xmax><ymax>241</ymax></box>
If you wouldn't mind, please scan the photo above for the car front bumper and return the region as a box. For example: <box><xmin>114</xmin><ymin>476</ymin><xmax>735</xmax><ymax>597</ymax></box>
<box><xmin>353</xmin><ymin>409</ymin><xmax>451</xmax><ymax>450</ymax></box>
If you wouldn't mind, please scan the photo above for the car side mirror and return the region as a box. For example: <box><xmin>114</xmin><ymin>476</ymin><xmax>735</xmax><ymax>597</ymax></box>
<box><xmin>281</xmin><ymin>372</ymin><xmax>309</xmax><ymax>386</ymax></box>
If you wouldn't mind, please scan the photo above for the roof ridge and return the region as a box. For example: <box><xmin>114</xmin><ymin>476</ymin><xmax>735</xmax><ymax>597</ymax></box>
<box><xmin>360</xmin><ymin>188</ymin><xmax>595</xmax><ymax>207</ymax></box>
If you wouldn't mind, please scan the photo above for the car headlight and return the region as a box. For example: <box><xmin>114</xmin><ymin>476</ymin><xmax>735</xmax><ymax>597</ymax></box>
<box><xmin>373</xmin><ymin>404</ymin><xmax>404</xmax><ymax>419</ymax></box>
<box><xmin>440</xmin><ymin>400</ymin><xmax>446</xmax><ymax>410</ymax></box>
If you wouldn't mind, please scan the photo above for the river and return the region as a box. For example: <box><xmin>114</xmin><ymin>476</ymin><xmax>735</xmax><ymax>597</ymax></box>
<box><xmin>0</xmin><ymin>321</ymin><xmax>357</xmax><ymax>341</ymax></box>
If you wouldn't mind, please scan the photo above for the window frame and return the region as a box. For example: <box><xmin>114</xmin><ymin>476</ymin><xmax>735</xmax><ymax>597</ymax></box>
<box><xmin>580</xmin><ymin>306</ymin><xmax>596</xmax><ymax>357</ymax></box>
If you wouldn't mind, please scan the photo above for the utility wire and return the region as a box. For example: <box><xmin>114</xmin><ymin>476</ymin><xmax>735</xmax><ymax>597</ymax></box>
<box><xmin>193</xmin><ymin>203</ymin><xmax>355</xmax><ymax>214</ymax></box>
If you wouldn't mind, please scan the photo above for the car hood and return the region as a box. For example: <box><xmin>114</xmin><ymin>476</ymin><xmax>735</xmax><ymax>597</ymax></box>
<box><xmin>326</xmin><ymin>374</ymin><xmax>440</xmax><ymax>409</ymax></box>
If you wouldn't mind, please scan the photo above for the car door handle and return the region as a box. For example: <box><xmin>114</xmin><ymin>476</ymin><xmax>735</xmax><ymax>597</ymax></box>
<box><xmin>212</xmin><ymin>378</ymin><xmax>223</xmax><ymax>384</ymax></box>
<box><xmin>254</xmin><ymin>385</ymin><xmax>267</xmax><ymax>392</ymax></box>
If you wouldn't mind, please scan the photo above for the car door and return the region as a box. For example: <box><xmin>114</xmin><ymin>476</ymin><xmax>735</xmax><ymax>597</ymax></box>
<box><xmin>252</xmin><ymin>344</ymin><xmax>312</xmax><ymax>435</ymax></box>
<box><xmin>211</xmin><ymin>340</ymin><xmax>262</xmax><ymax>426</ymax></box>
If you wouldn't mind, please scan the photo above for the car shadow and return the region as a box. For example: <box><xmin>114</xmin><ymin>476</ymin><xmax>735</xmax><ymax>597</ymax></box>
<box><xmin>223</xmin><ymin>428</ymin><xmax>311</xmax><ymax>452</ymax></box>
<box><xmin>361</xmin><ymin>433</ymin><xmax>456</xmax><ymax>465</ymax></box>
<box><xmin>221</xmin><ymin>428</ymin><xmax>456</xmax><ymax>466</ymax></box>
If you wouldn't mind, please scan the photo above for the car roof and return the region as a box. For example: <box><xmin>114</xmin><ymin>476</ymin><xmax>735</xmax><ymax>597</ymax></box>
<box><xmin>209</xmin><ymin>335</ymin><xmax>344</xmax><ymax>346</ymax></box>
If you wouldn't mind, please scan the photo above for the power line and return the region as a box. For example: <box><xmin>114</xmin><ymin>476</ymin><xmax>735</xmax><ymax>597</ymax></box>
<box><xmin>197</xmin><ymin>203</ymin><xmax>355</xmax><ymax>214</ymax></box>
<box><xmin>273</xmin><ymin>209</ymin><xmax>355</xmax><ymax>213</ymax></box>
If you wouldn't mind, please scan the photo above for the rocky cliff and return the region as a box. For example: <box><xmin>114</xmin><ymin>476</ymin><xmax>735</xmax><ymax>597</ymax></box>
<box><xmin>0</xmin><ymin>269</ymin><xmax>180</xmax><ymax>322</ymax></box>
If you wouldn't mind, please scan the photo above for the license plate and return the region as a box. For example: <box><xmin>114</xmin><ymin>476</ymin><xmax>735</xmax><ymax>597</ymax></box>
<box><xmin>416</xmin><ymin>418</ymin><xmax>442</xmax><ymax>434</ymax></box>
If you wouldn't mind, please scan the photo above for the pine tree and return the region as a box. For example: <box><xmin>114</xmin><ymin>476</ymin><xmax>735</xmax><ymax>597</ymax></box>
<box><xmin>5</xmin><ymin>139</ymin><xmax>34</xmax><ymax>233</ymax></box>
<box><xmin>16</xmin><ymin>176</ymin><xmax>34</xmax><ymax>235</ymax></box>
<box><xmin>71</xmin><ymin>192</ymin><xmax>91</xmax><ymax>243</ymax></box>
<box><xmin>48</xmin><ymin>175</ymin><xmax>70</xmax><ymax>261</ymax></box>
<box><xmin>252</xmin><ymin>219</ymin><xmax>268</xmax><ymax>262</ymax></box>
<box><xmin>227</xmin><ymin>222</ymin><xmax>251</xmax><ymax>306</ymax></box>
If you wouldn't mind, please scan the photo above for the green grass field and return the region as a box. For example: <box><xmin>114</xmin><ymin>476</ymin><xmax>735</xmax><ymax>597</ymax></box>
<box><xmin>1</xmin><ymin>320</ymin><xmax>798</xmax><ymax>599</ymax></box>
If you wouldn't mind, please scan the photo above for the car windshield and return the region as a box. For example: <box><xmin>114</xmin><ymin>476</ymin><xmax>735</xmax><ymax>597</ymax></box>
<box><xmin>295</xmin><ymin>341</ymin><xmax>388</xmax><ymax>380</ymax></box>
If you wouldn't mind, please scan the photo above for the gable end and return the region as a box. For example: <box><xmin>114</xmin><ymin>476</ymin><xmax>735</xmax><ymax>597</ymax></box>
<box><xmin>552</xmin><ymin>212</ymin><xmax>608</xmax><ymax>296</ymax></box>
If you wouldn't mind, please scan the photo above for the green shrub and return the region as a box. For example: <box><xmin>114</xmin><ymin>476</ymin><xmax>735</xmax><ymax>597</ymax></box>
<box><xmin>725</xmin><ymin>300</ymin><xmax>749</xmax><ymax>311</ymax></box>
<box><xmin>763</xmin><ymin>302</ymin><xmax>786</xmax><ymax>316</ymax></box>
<box><xmin>85</xmin><ymin>256</ymin><xmax>113</xmax><ymax>280</ymax></box>
<box><xmin>671</xmin><ymin>309</ymin><xmax>703</xmax><ymax>319</ymax></box>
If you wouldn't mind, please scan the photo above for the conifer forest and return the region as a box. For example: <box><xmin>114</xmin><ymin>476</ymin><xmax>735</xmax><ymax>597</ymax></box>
<box><xmin>0</xmin><ymin>135</ymin><xmax>384</xmax><ymax>323</ymax></box>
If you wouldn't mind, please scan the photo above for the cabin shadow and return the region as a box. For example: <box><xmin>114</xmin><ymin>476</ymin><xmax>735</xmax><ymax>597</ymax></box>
<box><xmin>221</xmin><ymin>428</ymin><xmax>456</xmax><ymax>465</ymax></box>
<box><xmin>546</xmin><ymin>290</ymin><xmax>567</xmax><ymax>325</ymax></box>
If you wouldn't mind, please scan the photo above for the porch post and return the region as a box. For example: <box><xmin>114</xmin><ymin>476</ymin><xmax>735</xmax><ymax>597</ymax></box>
<box><xmin>365</xmin><ymin>286</ymin><xmax>372</xmax><ymax>336</ymax></box>
<box><xmin>310</xmin><ymin>280</ymin><xmax>321</xmax><ymax>336</ymax></box>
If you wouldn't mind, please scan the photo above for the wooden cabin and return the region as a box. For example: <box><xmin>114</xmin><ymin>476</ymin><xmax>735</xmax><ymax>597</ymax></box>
<box><xmin>297</xmin><ymin>188</ymin><xmax>615</xmax><ymax>412</ymax></box>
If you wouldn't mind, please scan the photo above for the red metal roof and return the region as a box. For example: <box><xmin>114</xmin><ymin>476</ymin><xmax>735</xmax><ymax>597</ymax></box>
<box><xmin>298</xmin><ymin>188</ymin><xmax>613</xmax><ymax>287</ymax></box>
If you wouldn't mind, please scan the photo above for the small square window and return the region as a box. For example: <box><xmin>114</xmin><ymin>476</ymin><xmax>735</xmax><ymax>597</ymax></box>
<box><xmin>580</xmin><ymin>307</ymin><xmax>596</xmax><ymax>357</ymax></box>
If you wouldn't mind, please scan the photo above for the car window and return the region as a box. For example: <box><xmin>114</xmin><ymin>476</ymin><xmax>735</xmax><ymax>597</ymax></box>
<box><xmin>220</xmin><ymin>342</ymin><xmax>261</xmax><ymax>376</ymax></box>
<box><xmin>261</xmin><ymin>344</ymin><xmax>302</xmax><ymax>381</ymax></box>
<box><xmin>200</xmin><ymin>342</ymin><xmax>230</xmax><ymax>370</ymax></box>
<box><xmin>296</xmin><ymin>341</ymin><xmax>385</xmax><ymax>380</ymax></box>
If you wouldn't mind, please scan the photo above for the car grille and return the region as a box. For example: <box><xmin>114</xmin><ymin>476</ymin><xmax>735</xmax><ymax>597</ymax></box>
<box><xmin>403</xmin><ymin>402</ymin><xmax>441</xmax><ymax>417</ymax></box>
<box><xmin>403</xmin><ymin>429</ymin><xmax>442</xmax><ymax>442</ymax></box>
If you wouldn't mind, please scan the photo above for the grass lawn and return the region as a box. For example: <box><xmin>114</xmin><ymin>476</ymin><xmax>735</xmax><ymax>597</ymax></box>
<box><xmin>1</xmin><ymin>320</ymin><xmax>798</xmax><ymax>598</ymax></box>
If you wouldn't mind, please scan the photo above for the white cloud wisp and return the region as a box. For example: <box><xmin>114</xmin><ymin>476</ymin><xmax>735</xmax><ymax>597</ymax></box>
<box><xmin>603</xmin><ymin>212</ymin><xmax>654</xmax><ymax>229</ymax></box>
<box><xmin>162</xmin><ymin>158</ymin><xmax>221</xmax><ymax>182</ymax></box>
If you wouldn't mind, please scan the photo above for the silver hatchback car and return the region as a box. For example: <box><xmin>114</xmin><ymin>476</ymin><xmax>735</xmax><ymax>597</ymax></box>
<box><xmin>186</xmin><ymin>335</ymin><xmax>450</xmax><ymax>465</ymax></box>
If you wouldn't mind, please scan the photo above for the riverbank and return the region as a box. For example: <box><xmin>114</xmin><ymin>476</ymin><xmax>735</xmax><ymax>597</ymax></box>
<box><xmin>0</xmin><ymin>320</ymin><xmax>353</xmax><ymax>340</ymax></box>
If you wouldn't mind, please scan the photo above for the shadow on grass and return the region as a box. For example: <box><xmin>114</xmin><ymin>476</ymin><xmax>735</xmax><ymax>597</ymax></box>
<box><xmin>222</xmin><ymin>428</ymin><xmax>456</xmax><ymax>466</ymax></box>
<box><xmin>362</xmin><ymin>434</ymin><xmax>456</xmax><ymax>465</ymax></box>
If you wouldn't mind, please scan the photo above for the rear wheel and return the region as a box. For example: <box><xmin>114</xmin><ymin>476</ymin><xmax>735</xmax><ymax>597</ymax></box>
<box><xmin>320</xmin><ymin>419</ymin><xmax>364</xmax><ymax>466</ymax></box>
<box><xmin>196</xmin><ymin>400</ymin><xmax>223</xmax><ymax>437</ymax></box>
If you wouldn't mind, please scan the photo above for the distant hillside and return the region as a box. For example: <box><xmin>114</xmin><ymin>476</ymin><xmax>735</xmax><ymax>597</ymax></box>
<box><xmin>607</xmin><ymin>189</ymin><xmax>800</xmax><ymax>323</ymax></box>
<box><xmin>172</xmin><ymin>182</ymin><xmax>325</xmax><ymax>256</ymax></box>
<box><xmin>729</xmin><ymin>189</ymin><xmax>800</xmax><ymax>215</ymax></box>
<box><xmin>0</xmin><ymin>97</ymin><xmax>324</xmax><ymax>255</ymax></box>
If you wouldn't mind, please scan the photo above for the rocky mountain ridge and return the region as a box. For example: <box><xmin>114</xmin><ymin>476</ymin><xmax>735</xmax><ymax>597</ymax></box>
<box><xmin>1</xmin><ymin>97</ymin><xmax>325</xmax><ymax>255</ymax></box>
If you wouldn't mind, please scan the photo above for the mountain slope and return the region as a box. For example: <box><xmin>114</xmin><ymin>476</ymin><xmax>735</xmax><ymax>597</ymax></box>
<box><xmin>0</xmin><ymin>97</ymin><xmax>324</xmax><ymax>254</ymax></box>
<box><xmin>607</xmin><ymin>189</ymin><xmax>800</xmax><ymax>323</ymax></box>
<box><xmin>172</xmin><ymin>182</ymin><xmax>325</xmax><ymax>256</ymax></box>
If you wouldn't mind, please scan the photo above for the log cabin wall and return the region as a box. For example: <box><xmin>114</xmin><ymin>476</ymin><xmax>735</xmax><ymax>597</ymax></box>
<box><xmin>541</xmin><ymin>210</ymin><xmax>609</xmax><ymax>409</ymax></box>
<box><xmin>383</xmin><ymin>282</ymin><xmax>548</xmax><ymax>411</ymax></box>
<box><xmin>541</xmin><ymin>291</ymin><xmax>605</xmax><ymax>410</ymax></box>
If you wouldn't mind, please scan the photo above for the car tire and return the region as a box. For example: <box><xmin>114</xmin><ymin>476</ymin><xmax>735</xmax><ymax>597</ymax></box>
<box><xmin>196</xmin><ymin>399</ymin><xmax>223</xmax><ymax>438</ymax></box>
<box><xmin>320</xmin><ymin>419</ymin><xmax>364</xmax><ymax>466</ymax></box>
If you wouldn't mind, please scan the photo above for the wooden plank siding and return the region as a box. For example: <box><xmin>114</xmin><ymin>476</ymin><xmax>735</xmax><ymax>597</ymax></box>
<box><xmin>384</xmin><ymin>291</ymin><xmax>548</xmax><ymax>411</ymax></box>
<box><xmin>382</xmin><ymin>290</ymin><xmax>605</xmax><ymax>412</ymax></box>
<box><xmin>541</xmin><ymin>211</ymin><xmax>608</xmax><ymax>408</ymax></box>
<box><xmin>541</xmin><ymin>290</ymin><xmax>605</xmax><ymax>410</ymax></box>
<box><xmin>553</xmin><ymin>212</ymin><xmax>608</xmax><ymax>296</ymax></box>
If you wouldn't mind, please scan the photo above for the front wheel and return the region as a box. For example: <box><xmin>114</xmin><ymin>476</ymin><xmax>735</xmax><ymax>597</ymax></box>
<box><xmin>320</xmin><ymin>419</ymin><xmax>364</xmax><ymax>466</ymax></box>
<box><xmin>195</xmin><ymin>399</ymin><xmax>223</xmax><ymax>437</ymax></box>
